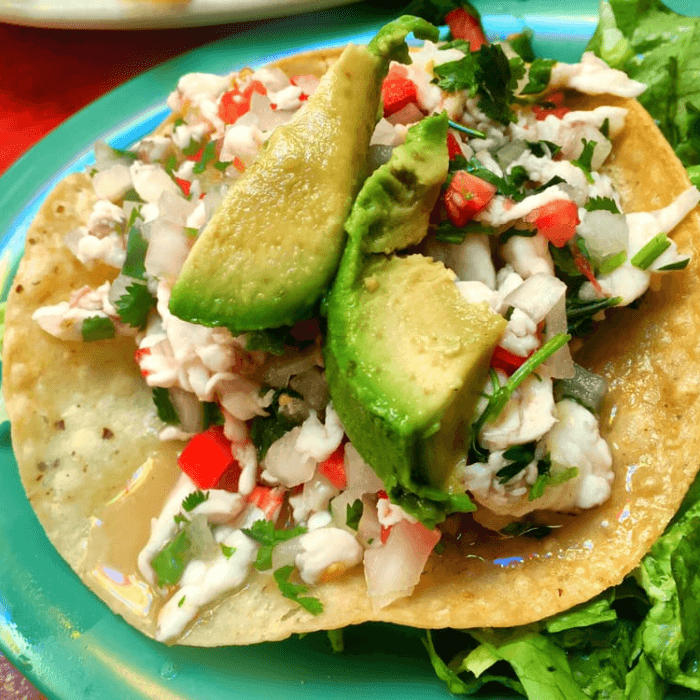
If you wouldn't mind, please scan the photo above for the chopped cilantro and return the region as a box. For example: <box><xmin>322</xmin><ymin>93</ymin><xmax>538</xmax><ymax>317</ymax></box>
<box><xmin>114</xmin><ymin>282</ymin><xmax>156</xmax><ymax>329</ymax></box>
<box><xmin>152</xmin><ymin>387</ymin><xmax>180</xmax><ymax>425</ymax></box>
<box><xmin>529</xmin><ymin>462</ymin><xmax>579</xmax><ymax>501</ymax></box>
<box><xmin>447</xmin><ymin>119</ymin><xmax>486</xmax><ymax>139</ymax></box>
<box><xmin>601</xmin><ymin>116</ymin><xmax>610</xmax><ymax>138</ymax></box>
<box><xmin>657</xmin><ymin>257</ymin><xmax>690</xmax><ymax>271</ymax></box>
<box><xmin>439</xmin><ymin>39</ymin><xmax>472</xmax><ymax>52</ymax></box>
<box><xmin>173</xmin><ymin>513</ymin><xmax>189</xmax><ymax>525</ymax></box>
<box><xmin>496</xmin><ymin>443</ymin><xmax>537</xmax><ymax>484</ymax></box>
<box><xmin>213</xmin><ymin>160</ymin><xmax>231</xmax><ymax>172</ymax></box>
<box><xmin>402</xmin><ymin>0</ymin><xmax>477</xmax><ymax>26</ymax></box>
<box><xmin>220</xmin><ymin>543</ymin><xmax>236</xmax><ymax>559</ymax></box>
<box><xmin>566</xmin><ymin>296</ymin><xmax>622</xmax><ymax>336</ymax></box>
<box><xmin>109</xmin><ymin>145</ymin><xmax>139</xmax><ymax>162</ymax></box>
<box><xmin>182</xmin><ymin>490</ymin><xmax>210</xmax><ymax>512</ymax></box>
<box><xmin>193</xmin><ymin>141</ymin><xmax>217</xmax><ymax>174</ymax></box>
<box><xmin>463</xmin><ymin>156</ymin><xmax>528</xmax><ymax>200</ymax></box>
<box><xmin>530</xmin><ymin>175</ymin><xmax>566</xmax><ymax>195</ymax></box>
<box><xmin>273</xmin><ymin>565</ymin><xmax>324</xmax><ymax>615</ymax></box>
<box><xmin>597</xmin><ymin>251</ymin><xmax>627</xmax><ymax>276</ymax></box>
<box><xmin>346</xmin><ymin>499</ymin><xmax>364</xmax><ymax>530</ymax></box>
<box><xmin>434</xmin><ymin>44</ymin><xmax>524</xmax><ymax>124</ymax></box>
<box><xmin>499</xmin><ymin>228</ymin><xmax>536</xmax><ymax>244</ymax></box>
<box><xmin>178</xmin><ymin>595</ymin><xmax>186</xmax><ymax>608</ymax></box>
<box><xmin>151</xmin><ymin>529</ymin><xmax>192</xmax><ymax>587</ymax></box>
<box><xmin>184</xmin><ymin>226</ymin><xmax>199</xmax><ymax>238</ymax></box>
<box><xmin>165</xmin><ymin>154</ymin><xmax>178</xmax><ymax>175</ymax></box>
<box><xmin>585</xmin><ymin>196</ymin><xmax>620</xmax><ymax>214</ymax></box>
<box><xmin>81</xmin><ymin>316</ymin><xmax>116</xmax><ymax>342</ymax></box>
<box><xmin>122</xmin><ymin>226</ymin><xmax>148</xmax><ymax>279</ymax></box>
<box><xmin>242</xmin><ymin>520</ymin><xmax>307</xmax><ymax>571</ymax></box>
<box><xmin>181</xmin><ymin>138</ymin><xmax>203</xmax><ymax>157</ymax></box>
<box><xmin>433</xmin><ymin>220</ymin><xmax>491</xmax><ymax>243</ymax></box>
<box><xmin>527</xmin><ymin>140</ymin><xmax>562</xmax><ymax>158</ymax></box>
<box><xmin>572</xmin><ymin>139</ymin><xmax>597</xmax><ymax>183</ymax></box>
<box><xmin>249</xmin><ymin>388</ymin><xmax>304</xmax><ymax>461</ymax></box>
<box><xmin>631</xmin><ymin>233</ymin><xmax>672</xmax><ymax>270</ymax></box>
<box><xmin>520</xmin><ymin>58</ymin><xmax>556</xmax><ymax>95</ymax></box>
<box><xmin>202</xmin><ymin>401</ymin><xmax>224</xmax><ymax>429</ymax></box>
<box><xmin>508</xmin><ymin>28</ymin><xmax>535</xmax><ymax>62</ymax></box>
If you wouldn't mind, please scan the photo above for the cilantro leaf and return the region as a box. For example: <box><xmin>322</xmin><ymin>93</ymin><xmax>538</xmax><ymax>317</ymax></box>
<box><xmin>433</xmin><ymin>53</ymin><xmax>480</xmax><ymax>95</ymax></box>
<box><xmin>566</xmin><ymin>296</ymin><xmax>622</xmax><ymax>337</ymax></box>
<box><xmin>220</xmin><ymin>543</ymin><xmax>236</xmax><ymax>559</ymax></box>
<box><xmin>327</xmin><ymin>628</ymin><xmax>344</xmax><ymax>652</ymax></box>
<box><xmin>193</xmin><ymin>141</ymin><xmax>217</xmax><ymax>174</ymax></box>
<box><xmin>249</xmin><ymin>388</ymin><xmax>304</xmax><ymax>461</ymax></box>
<box><xmin>81</xmin><ymin>316</ymin><xmax>115</xmax><ymax>342</ymax></box>
<box><xmin>242</xmin><ymin>520</ymin><xmax>307</xmax><ymax>570</ymax></box>
<box><xmin>530</xmin><ymin>464</ymin><xmax>579</xmax><ymax>501</ymax></box>
<box><xmin>585</xmin><ymin>196</ymin><xmax>620</xmax><ymax>214</ymax></box>
<box><xmin>402</xmin><ymin>0</ymin><xmax>480</xmax><ymax>27</ymax></box>
<box><xmin>121</xmin><ymin>226</ymin><xmax>149</xmax><ymax>280</ymax></box>
<box><xmin>182</xmin><ymin>490</ymin><xmax>210</xmax><ymax>512</ymax></box>
<box><xmin>152</xmin><ymin>387</ymin><xmax>179</xmax><ymax>425</ymax></box>
<box><xmin>463</xmin><ymin>156</ymin><xmax>528</xmax><ymax>200</ymax></box>
<box><xmin>151</xmin><ymin>529</ymin><xmax>192</xmax><ymax>587</ymax></box>
<box><xmin>527</xmin><ymin>140</ymin><xmax>562</xmax><ymax>158</ymax></box>
<box><xmin>508</xmin><ymin>29</ymin><xmax>535</xmax><ymax>62</ymax></box>
<box><xmin>496</xmin><ymin>442</ymin><xmax>537</xmax><ymax>484</ymax></box>
<box><xmin>346</xmin><ymin>499</ymin><xmax>364</xmax><ymax>530</ymax></box>
<box><xmin>571</xmin><ymin>139</ymin><xmax>597</xmax><ymax>183</ymax></box>
<box><xmin>273</xmin><ymin>565</ymin><xmax>324</xmax><ymax>615</ymax></box>
<box><xmin>202</xmin><ymin>401</ymin><xmax>224</xmax><ymax>429</ymax></box>
<box><xmin>520</xmin><ymin>58</ymin><xmax>556</xmax><ymax>95</ymax></box>
<box><xmin>114</xmin><ymin>282</ymin><xmax>156</xmax><ymax>329</ymax></box>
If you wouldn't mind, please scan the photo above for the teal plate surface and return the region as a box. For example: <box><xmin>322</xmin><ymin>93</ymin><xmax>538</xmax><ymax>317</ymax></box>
<box><xmin>0</xmin><ymin>1</ymin><xmax>684</xmax><ymax>698</ymax></box>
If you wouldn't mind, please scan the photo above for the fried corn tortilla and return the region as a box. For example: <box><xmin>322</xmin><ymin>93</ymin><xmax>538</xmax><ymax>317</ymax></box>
<box><xmin>3</xmin><ymin>48</ymin><xmax>700</xmax><ymax>646</ymax></box>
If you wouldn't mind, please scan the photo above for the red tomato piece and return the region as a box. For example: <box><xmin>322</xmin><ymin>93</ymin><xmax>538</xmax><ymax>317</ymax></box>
<box><xmin>447</xmin><ymin>131</ymin><xmax>463</xmax><ymax>160</ymax></box>
<box><xmin>318</xmin><ymin>444</ymin><xmax>347</xmax><ymax>490</ymax></box>
<box><xmin>382</xmin><ymin>64</ymin><xmax>419</xmax><ymax>117</ymax></box>
<box><xmin>174</xmin><ymin>177</ymin><xmax>191</xmax><ymax>198</ymax></box>
<box><xmin>218</xmin><ymin>80</ymin><xmax>267</xmax><ymax>124</ymax></box>
<box><xmin>533</xmin><ymin>200</ymin><xmax>580</xmax><ymax>247</ymax></box>
<box><xmin>380</xmin><ymin>525</ymin><xmax>392</xmax><ymax>544</ymax></box>
<box><xmin>532</xmin><ymin>94</ymin><xmax>570</xmax><ymax>121</ymax></box>
<box><xmin>247</xmin><ymin>485</ymin><xmax>285</xmax><ymax>520</ymax></box>
<box><xmin>445</xmin><ymin>7</ymin><xmax>487</xmax><ymax>50</ymax></box>
<box><xmin>178</xmin><ymin>425</ymin><xmax>235</xmax><ymax>489</ymax></box>
<box><xmin>490</xmin><ymin>345</ymin><xmax>528</xmax><ymax>375</ymax></box>
<box><xmin>444</xmin><ymin>170</ymin><xmax>497</xmax><ymax>228</ymax></box>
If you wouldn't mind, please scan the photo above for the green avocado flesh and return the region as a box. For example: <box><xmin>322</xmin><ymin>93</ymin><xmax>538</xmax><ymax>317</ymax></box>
<box><xmin>325</xmin><ymin>117</ymin><xmax>506</xmax><ymax>527</ymax></box>
<box><xmin>169</xmin><ymin>16</ymin><xmax>440</xmax><ymax>333</ymax></box>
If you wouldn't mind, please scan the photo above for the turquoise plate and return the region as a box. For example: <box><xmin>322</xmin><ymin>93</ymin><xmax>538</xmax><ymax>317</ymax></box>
<box><xmin>0</xmin><ymin>2</ymin><xmax>668</xmax><ymax>698</ymax></box>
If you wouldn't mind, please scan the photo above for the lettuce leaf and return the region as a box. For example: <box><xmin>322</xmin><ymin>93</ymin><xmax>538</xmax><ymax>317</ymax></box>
<box><xmin>586</xmin><ymin>0</ymin><xmax>700</xmax><ymax>166</ymax></box>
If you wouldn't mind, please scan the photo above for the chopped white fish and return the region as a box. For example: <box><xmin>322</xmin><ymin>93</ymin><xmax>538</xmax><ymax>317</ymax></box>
<box><xmin>295</xmin><ymin>403</ymin><xmax>344</xmax><ymax>463</ymax></box>
<box><xmin>425</xmin><ymin>234</ymin><xmax>496</xmax><ymax>288</ymax></box>
<box><xmin>478</xmin><ymin>370</ymin><xmax>557</xmax><ymax>451</ymax></box>
<box><xmin>376</xmin><ymin>496</ymin><xmax>417</xmax><ymax>528</ymax></box>
<box><xmin>500</xmin><ymin>232</ymin><xmax>555</xmax><ymax>278</ymax></box>
<box><xmin>548</xmin><ymin>52</ymin><xmax>646</xmax><ymax>97</ymax></box>
<box><xmin>220</xmin><ymin>124</ymin><xmax>265</xmax><ymax>164</ymax></box>
<box><xmin>129</xmin><ymin>162</ymin><xmax>179</xmax><ymax>204</ymax></box>
<box><xmin>289</xmin><ymin>474</ymin><xmax>339</xmax><ymax>524</ymax></box>
<box><xmin>480</xmin><ymin>186</ymin><xmax>571</xmax><ymax>229</ymax></box>
<box><xmin>295</xmin><ymin>527</ymin><xmax>363</xmax><ymax>584</ymax></box>
<box><xmin>189</xmin><ymin>490</ymin><xmax>245</xmax><ymax>525</ymax></box>
<box><xmin>155</xmin><ymin>530</ymin><xmax>257</xmax><ymax>642</ymax></box>
<box><xmin>498</xmin><ymin>307</ymin><xmax>539</xmax><ymax>357</ymax></box>
<box><xmin>262</xmin><ymin>426</ymin><xmax>316</xmax><ymax>488</ymax></box>
<box><xmin>92</xmin><ymin>163</ymin><xmax>132</xmax><ymax>202</ymax></box>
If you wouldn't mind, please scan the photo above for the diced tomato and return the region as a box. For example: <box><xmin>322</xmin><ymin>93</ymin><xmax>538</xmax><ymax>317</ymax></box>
<box><xmin>445</xmin><ymin>7</ymin><xmax>487</xmax><ymax>51</ymax></box>
<box><xmin>247</xmin><ymin>485</ymin><xmax>285</xmax><ymax>520</ymax></box>
<box><xmin>532</xmin><ymin>94</ymin><xmax>570</xmax><ymax>121</ymax></box>
<box><xmin>218</xmin><ymin>80</ymin><xmax>267</xmax><ymax>124</ymax></box>
<box><xmin>382</xmin><ymin>64</ymin><xmax>419</xmax><ymax>117</ymax></box>
<box><xmin>571</xmin><ymin>243</ymin><xmax>603</xmax><ymax>293</ymax></box>
<box><xmin>490</xmin><ymin>345</ymin><xmax>528</xmax><ymax>375</ymax></box>
<box><xmin>134</xmin><ymin>347</ymin><xmax>150</xmax><ymax>363</ymax></box>
<box><xmin>178</xmin><ymin>425</ymin><xmax>236</xmax><ymax>489</ymax></box>
<box><xmin>447</xmin><ymin>131</ymin><xmax>463</xmax><ymax>160</ymax></box>
<box><xmin>380</xmin><ymin>525</ymin><xmax>392</xmax><ymax>544</ymax></box>
<box><xmin>531</xmin><ymin>199</ymin><xmax>580</xmax><ymax>247</ymax></box>
<box><xmin>232</xmin><ymin>156</ymin><xmax>246</xmax><ymax>173</ymax></box>
<box><xmin>377</xmin><ymin>489</ymin><xmax>388</xmax><ymax>500</ymax></box>
<box><xmin>444</xmin><ymin>170</ymin><xmax>497</xmax><ymax>227</ymax></box>
<box><xmin>185</xmin><ymin>145</ymin><xmax>204</xmax><ymax>162</ymax></box>
<box><xmin>318</xmin><ymin>444</ymin><xmax>347</xmax><ymax>489</ymax></box>
<box><xmin>174</xmin><ymin>177</ymin><xmax>191</xmax><ymax>197</ymax></box>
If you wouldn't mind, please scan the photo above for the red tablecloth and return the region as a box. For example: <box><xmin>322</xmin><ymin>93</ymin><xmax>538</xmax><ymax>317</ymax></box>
<box><xmin>0</xmin><ymin>19</ymin><xmax>262</xmax><ymax>175</ymax></box>
<box><xmin>0</xmin><ymin>17</ymin><xmax>264</xmax><ymax>697</ymax></box>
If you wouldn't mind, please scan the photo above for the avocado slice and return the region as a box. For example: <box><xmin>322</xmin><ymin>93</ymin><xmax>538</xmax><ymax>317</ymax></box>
<box><xmin>325</xmin><ymin>117</ymin><xmax>507</xmax><ymax>527</ymax></box>
<box><xmin>169</xmin><ymin>16</ymin><xmax>439</xmax><ymax>333</ymax></box>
